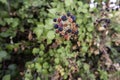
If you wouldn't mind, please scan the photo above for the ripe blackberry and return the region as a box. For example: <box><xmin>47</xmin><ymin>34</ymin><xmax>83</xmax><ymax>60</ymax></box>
<box><xmin>76</xmin><ymin>24</ymin><xmax>79</xmax><ymax>27</ymax></box>
<box><xmin>116</xmin><ymin>8</ymin><xmax>119</xmax><ymax>11</ymax></box>
<box><xmin>58</xmin><ymin>27</ymin><xmax>63</xmax><ymax>31</ymax></box>
<box><xmin>71</xmin><ymin>15</ymin><xmax>76</xmax><ymax>22</ymax></box>
<box><xmin>54</xmin><ymin>24</ymin><xmax>58</xmax><ymax>29</ymax></box>
<box><xmin>61</xmin><ymin>15</ymin><xmax>67</xmax><ymax>21</ymax></box>
<box><xmin>103</xmin><ymin>25</ymin><xmax>107</xmax><ymax>28</ymax></box>
<box><xmin>112</xmin><ymin>8</ymin><xmax>114</xmax><ymax>11</ymax></box>
<box><xmin>53</xmin><ymin>18</ymin><xmax>57</xmax><ymax>22</ymax></box>
<box><xmin>59</xmin><ymin>33</ymin><xmax>63</xmax><ymax>37</ymax></box>
<box><xmin>74</xmin><ymin>30</ymin><xmax>79</xmax><ymax>35</ymax></box>
<box><xmin>105</xmin><ymin>8</ymin><xmax>110</xmax><ymax>12</ymax></box>
<box><xmin>67</xmin><ymin>12</ymin><xmax>71</xmax><ymax>16</ymax></box>
<box><xmin>105</xmin><ymin>19</ymin><xmax>110</xmax><ymax>23</ymax></box>
<box><xmin>67</xmin><ymin>29</ymin><xmax>72</xmax><ymax>33</ymax></box>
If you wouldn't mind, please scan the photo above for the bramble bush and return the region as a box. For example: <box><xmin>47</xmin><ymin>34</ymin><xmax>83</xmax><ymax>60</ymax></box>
<box><xmin>0</xmin><ymin>0</ymin><xmax>120</xmax><ymax>80</ymax></box>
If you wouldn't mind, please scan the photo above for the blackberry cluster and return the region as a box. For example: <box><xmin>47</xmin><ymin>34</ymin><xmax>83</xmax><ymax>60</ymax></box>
<box><xmin>94</xmin><ymin>18</ymin><xmax>111</xmax><ymax>31</ymax></box>
<box><xmin>89</xmin><ymin>0</ymin><xmax>120</xmax><ymax>12</ymax></box>
<box><xmin>53</xmin><ymin>13</ymin><xmax>79</xmax><ymax>40</ymax></box>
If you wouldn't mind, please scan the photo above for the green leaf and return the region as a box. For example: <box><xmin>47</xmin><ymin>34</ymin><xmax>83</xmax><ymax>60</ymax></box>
<box><xmin>32</xmin><ymin>0</ymin><xmax>43</xmax><ymax>7</ymax></box>
<box><xmin>87</xmin><ymin>24</ymin><xmax>94</xmax><ymax>32</ymax></box>
<box><xmin>34</xmin><ymin>27</ymin><xmax>43</xmax><ymax>39</ymax></box>
<box><xmin>37</xmin><ymin>23</ymin><xmax>44</xmax><ymax>28</ymax></box>
<box><xmin>0</xmin><ymin>51</ymin><xmax>8</xmax><ymax>59</ymax></box>
<box><xmin>0</xmin><ymin>57</ymin><xmax>2</xmax><ymax>62</ymax></box>
<box><xmin>37</xmin><ymin>77</ymin><xmax>41</xmax><ymax>80</ymax></box>
<box><xmin>81</xmin><ymin>8</ymin><xmax>88</xmax><ymax>13</ymax></box>
<box><xmin>2</xmin><ymin>74</ymin><xmax>11</xmax><ymax>80</ymax></box>
<box><xmin>55</xmin><ymin>58</ymin><xmax>59</xmax><ymax>64</ymax></box>
<box><xmin>0</xmin><ymin>32</ymin><xmax>10</xmax><ymax>38</ymax></box>
<box><xmin>65</xmin><ymin>0</ymin><xmax>73</xmax><ymax>7</ymax></box>
<box><xmin>45</xmin><ymin>19</ymin><xmax>53</xmax><ymax>29</ymax></box>
<box><xmin>43</xmin><ymin>62</ymin><xmax>49</xmax><ymax>69</ymax></box>
<box><xmin>25</xmin><ymin>78</ymin><xmax>29</xmax><ymax>80</ymax></box>
<box><xmin>40</xmin><ymin>44</ymin><xmax>45</xmax><ymax>51</ymax></box>
<box><xmin>42</xmin><ymin>69</ymin><xmax>48</xmax><ymax>74</ymax></box>
<box><xmin>77</xmin><ymin>1</ymin><xmax>83</xmax><ymax>6</ymax></box>
<box><xmin>32</xmin><ymin>48</ymin><xmax>39</xmax><ymax>55</ymax></box>
<box><xmin>39</xmin><ymin>51</ymin><xmax>44</xmax><ymax>56</ymax></box>
<box><xmin>48</xmin><ymin>8</ymin><xmax>57</xmax><ymax>14</ymax></box>
<box><xmin>81</xmin><ymin>46</ymin><xmax>88</xmax><ymax>53</ymax></box>
<box><xmin>8</xmin><ymin>64</ymin><xmax>17</xmax><ymax>70</ymax></box>
<box><xmin>4</xmin><ymin>18</ymin><xmax>13</xmax><ymax>25</ymax></box>
<box><xmin>83</xmin><ymin>63</ymin><xmax>90</xmax><ymax>71</ymax></box>
<box><xmin>0</xmin><ymin>0</ymin><xmax>7</xmax><ymax>5</ymax></box>
<box><xmin>35</xmin><ymin>63</ymin><xmax>42</xmax><ymax>72</ymax></box>
<box><xmin>47</xmin><ymin>31</ymin><xmax>55</xmax><ymax>39</ymax></box>
<box><xmin>99</xmin><ymin>70</ymin><xmax>108</xmax><ymax>80</ymax></box>
<box><xmin>47</xmin><ymin>39</ymin><xmax>52</xmax><ymax>44</ymax></box>
<box><xmin>65</xmin><ymin>61</ymin><xmax>69</xmax><ymax>66</ymax></box>
<box><xmin>12</xmin><ymin>18</ymin><xmax>19</xmax><ymax>28</ymax></box>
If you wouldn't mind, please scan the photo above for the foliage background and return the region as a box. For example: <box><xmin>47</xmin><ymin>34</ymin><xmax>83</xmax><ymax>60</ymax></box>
<box><xmin>0</xmin><ymin>0</ymin><xmax>120</xmax><ymax>80</ymax></box>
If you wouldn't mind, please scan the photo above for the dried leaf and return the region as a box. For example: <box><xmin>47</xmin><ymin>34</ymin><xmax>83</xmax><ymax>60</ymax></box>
<box><xmin>28</xmin><ymin>31</ymin><xmax>33</xmax><ymax>41</ymax></box>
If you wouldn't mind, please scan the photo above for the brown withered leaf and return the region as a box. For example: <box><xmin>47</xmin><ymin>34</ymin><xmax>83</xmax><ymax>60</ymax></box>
<box><xmin>0</xmin><ymin>27</ymin><xmax>7</xmax><ymax>32</ymax></box>
<box><xmin>77</xmin><ymin>41</ymin><xmax>80</xmax><ymax>47</ymax></box>
<box><xmin>20</xmin><ymin>72</ymin><xmax>24</xmax><ymax>76</ymax></box>
<box><xmin>112</xmin><ymin>33</ymin><xmax>120</xmax><ymax>46</ymax></box>
<box><xmin>50</xmin><ymin>43</ymin><xmax>59</xmax><ymax>49</ymax></box>
<box><xmin>72</xmin><ymin>45</ymin><xmax>77</xmax><ymax>50</ymax></box>
<box><xmin>14</xmin><ymin>47</ymin><xmax>18</xmax><ymax>53</ymax></box>
<box><xmin>113</xmin><ymin>63</ymin><xmax>120</xmax><ymax>71</ymax></box>
<box><xmin>115</xmin><ymin>41</ymin><xmax>120</xmax><ymax>46</ymax></box>
<box><xmin>21</xmin><ymin>44</ymin><xmax>25</xmax><ymax>51</ymax></box>
<box><xmin>94</xmin><ymin>49</ymin><xmax>100</xmax><ymax>55</ymax></box>
<box><xmin>101</xmin><ymin>52</ymin><xmax>112</xmax><ymax>69</ymax></box>
<box><xmin>77</xmin><ymin>78</ymin><xmax>82</xmax><ymax>80</ymax></box>
<box><xmin>90</xmin><ymin>47</ymin><xmax>95</xmax><ymax>53</ymax></box>
<box><xmin>51</xmin><ymin>71</ymin><xmax>60</xmax><ymax>80</ymax></box>
<box><xmin>98</xmin><ymin>26</ymin><xmax>106</xmax><ymax>31</ymax></box>
<box><xmin>28</xmin><ymin>31</ymin><xmax>33</xmax><ymax>41</ymax></box>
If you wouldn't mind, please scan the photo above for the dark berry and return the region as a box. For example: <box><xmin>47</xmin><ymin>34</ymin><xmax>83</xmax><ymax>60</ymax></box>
<box><xmin>67</xmin><ymin>12</ymin><xmax>71</xmax><ymax>16</ymax></box>
<box><xmin>76</xmin><ymin>24</ymin><xmax>79</xmax><ymax>27</ymax></box>
<box><xmin>59</xmin><ymin>33</ymin><xmax>63</xmax><ymax>37</ymax></box>
<box><xmin>90</xmin><ymin>11</ymin><xmax>94</xmax><ymax>14</ymax></box>
<box><xmin>53</xmin><ymin>18</ymin><xmax>57</xmax><ymax>22</ymax></box>
<box><xmin>110</xmin><ymin>2</ymin><xmax>114</xmax><ymax>4</ymax></box>
<box><xmin>116</xmin><ymin>8</ymin><xmax>119</xmax><ymax>11</ymax></box>
<box><xmin>105</xmin><ymin>19</ymin><xmax>110</xmax><ymax>23</ymax></box>
<box><xmin>99</xmin><ymin>19</ymin><xmax>103</xmax><ymax>22</ymax></box>
<box><xmin>71</xmin><ymin>15</ymin><xmax>76</xmax><ymax>22</ymax></box>
<box><xmin>54</xmin><ymin>24</ymin><xmax>58</xmax><ymax>29</ymax></box>
<box><xmin>112</xmin><ymin>8</ymin><xmax>114</xmax><ymax>11</ymax></box>
<box><xmin>61</xmin><ymin>15</ymin><xmax>67</xmax><ymax>21</ymax></box>
<box><xmin>74</xmin><ymin>30</ymin><xmax>79</xmax><ymax>35</ymax></box>
<box><xmin>103</xmin><ymin>25</ymin><xmax>107</xmax><ymax>28</ymax></box>
<box><xmin>106</xmin><ymin>8</ymin><xmax>109</xmax><ymax>12</ymax></box>
<box><xmin>58</xmin><ymin>27</ymin><xmax>63</xmax><ymax>31</ymax></box>
<box><xmin>93</xmin><ymin>22</ymin><xmax>96</xmax><ymax>25</ymax></box>
<box><xmin>67</xmin><ymin>29</ymin><xmax>72</xmax><ymax>33</ymax></box>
